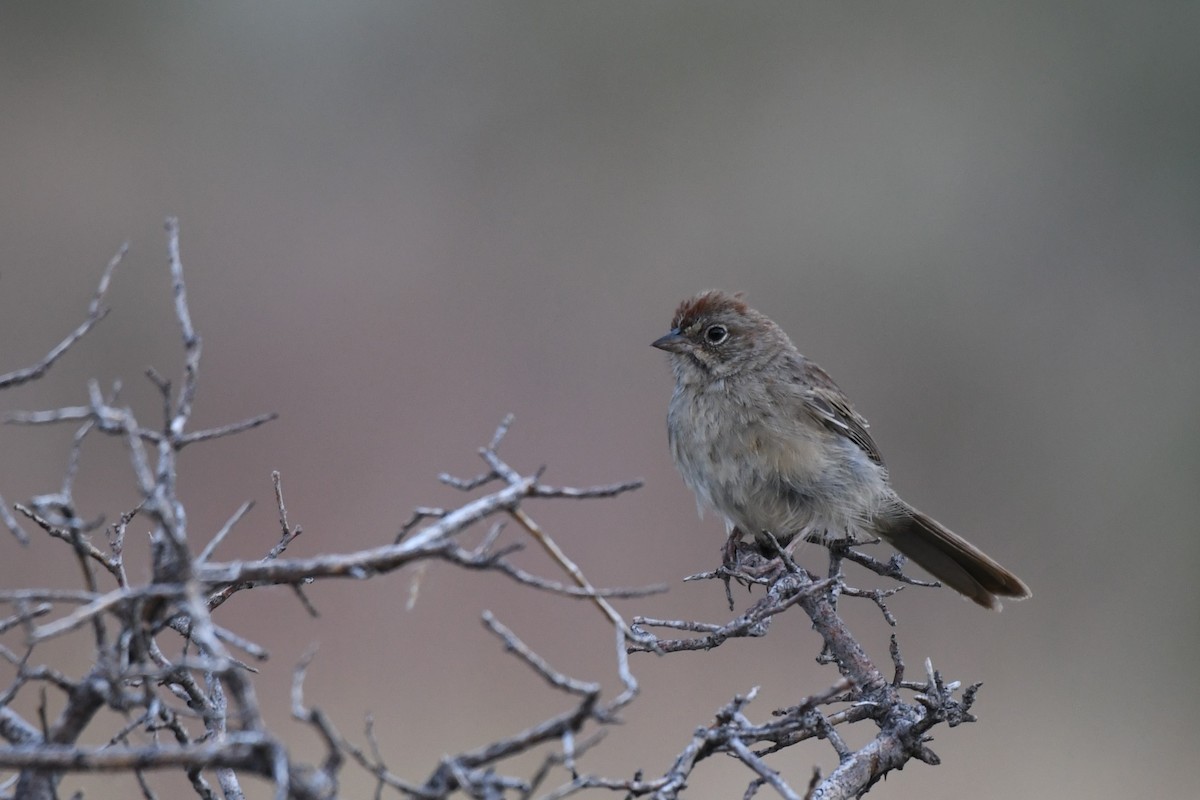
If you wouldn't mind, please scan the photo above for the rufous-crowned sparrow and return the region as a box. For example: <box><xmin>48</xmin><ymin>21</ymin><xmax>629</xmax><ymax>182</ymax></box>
<box><xmin>653</xmin><ymin>290</ymin><xmax>1031</xmax><ymax>610</ymax></box>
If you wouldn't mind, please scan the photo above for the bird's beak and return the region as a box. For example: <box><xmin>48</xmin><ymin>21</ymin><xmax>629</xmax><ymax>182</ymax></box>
<box><xmin>651</xmin><ymin>329</ymin><xmax>689</xmax><ymax>354</ymax></box>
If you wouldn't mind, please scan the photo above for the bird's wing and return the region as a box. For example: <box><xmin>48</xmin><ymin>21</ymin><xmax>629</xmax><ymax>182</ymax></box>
<box><xmin>797</xmin><ymin>360</ymin><xmax>884</xmax><ymax>466</ymax></box>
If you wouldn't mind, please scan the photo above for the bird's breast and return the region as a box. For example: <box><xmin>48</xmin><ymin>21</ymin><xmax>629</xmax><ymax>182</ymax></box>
<box><xmin>668</xmin><ymin>381</ymin><xmax>889</xmax><ymax>540</ymax></box>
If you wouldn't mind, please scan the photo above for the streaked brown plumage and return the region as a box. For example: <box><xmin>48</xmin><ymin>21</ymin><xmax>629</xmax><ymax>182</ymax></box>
<box><xmin>653</xmin><ymin>290</ymin><xmax>1031</xmax><ymax>610</ymax></box>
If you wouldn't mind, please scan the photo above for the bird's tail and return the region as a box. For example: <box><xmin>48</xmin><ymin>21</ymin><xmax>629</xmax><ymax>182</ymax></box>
<box><xmin>876</xmin><ymin>502</ymin><xmax>1031</xmax><ymax>610</ymax></box>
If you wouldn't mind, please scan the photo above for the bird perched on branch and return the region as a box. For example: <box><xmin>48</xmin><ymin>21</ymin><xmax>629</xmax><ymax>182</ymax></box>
<box><xmin>653</xmin><ymin>290</ymin><xmax>1031</xmax><ymax>610</ymax></box>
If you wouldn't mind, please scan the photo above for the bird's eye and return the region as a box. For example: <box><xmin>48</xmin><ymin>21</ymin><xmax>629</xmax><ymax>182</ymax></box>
<box><xmin>704</xmin><ymin>324</ymin><xmax>729</xmax><ymax>345</ymax></box>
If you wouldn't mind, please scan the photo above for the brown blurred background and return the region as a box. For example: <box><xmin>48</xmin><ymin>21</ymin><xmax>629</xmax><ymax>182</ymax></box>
<box><xmin>1</xmin><ymin>2</ymin><xmax>1198</xmax><ymax>798</ymax></box>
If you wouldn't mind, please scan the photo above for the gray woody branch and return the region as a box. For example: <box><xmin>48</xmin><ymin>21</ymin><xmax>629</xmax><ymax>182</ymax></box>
<box><xmin>618</xmin><ymin>542</ymin><xmax>980</xmax><ymax>799</ymax></box>
<box><xmin>0</xmin><ymin>220</ymin><xmax>655</xmax><ymax>799</ymax></box>
<box><xmin>0</xmin><ymin>220</ymin><xmax>989</xmax><ymax>800</ymax></box>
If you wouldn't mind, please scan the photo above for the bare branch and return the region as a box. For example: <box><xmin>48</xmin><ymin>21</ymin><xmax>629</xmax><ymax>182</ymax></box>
<box><xmin>197</xmin><ymin>501</ymin><xmax>255</xmax><ymax>564</ymax></box>
<box><xmin>177</xmin><ymin>412</ymin><xmax>278</xmax><ymax>447</ymax></box>
<box><xmin>0</xmin><ymin>222</ymin><xmax>997</xmax><ymax>800</ymax></box>
<box><xmin>481</xmin><ymin>612</ymin><xmax>601</xmax><ymax>698</ymax></box>
<box><xmin>164</xmin><ymin>217</ymin><xmax>200</xmax><ymax>434</ymax></box>
<box><xmin>0</xmin><ymin>493</ymin><xmax>27</xmax><ymax>545</ymax></box>
<box><xmin>0</xmin><ymin>243</ymin><xmax>124</xmax><ymax>390</ymax></box>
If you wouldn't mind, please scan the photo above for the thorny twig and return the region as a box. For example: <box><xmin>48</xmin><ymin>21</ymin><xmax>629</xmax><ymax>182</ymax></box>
<box><xmin>624</xmin><ymin>542</ymin><xmax>984</xmax><ymax>799</ymax></box>
<box><xmin>0</xmin><ymin>221</ymin><xmax>995</xmax><ymax>800</ymax></box>
<box><xmin>0</xmin><ymin>220</ymin><xmax>658</xmax><ymax>799</ymax></box>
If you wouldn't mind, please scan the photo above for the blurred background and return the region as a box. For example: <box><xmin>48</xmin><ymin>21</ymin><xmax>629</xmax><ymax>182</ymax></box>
<box><xmin>1</xmin><ymin>2</ymin><xmax>1197</xmax><ymax>798</ymax></box>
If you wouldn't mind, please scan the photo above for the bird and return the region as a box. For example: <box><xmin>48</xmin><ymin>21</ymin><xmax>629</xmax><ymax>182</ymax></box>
<box><xmin>652</xmin><ymin>290</ymin><xmax>1031</xmax><ymax>610</ymax></box>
